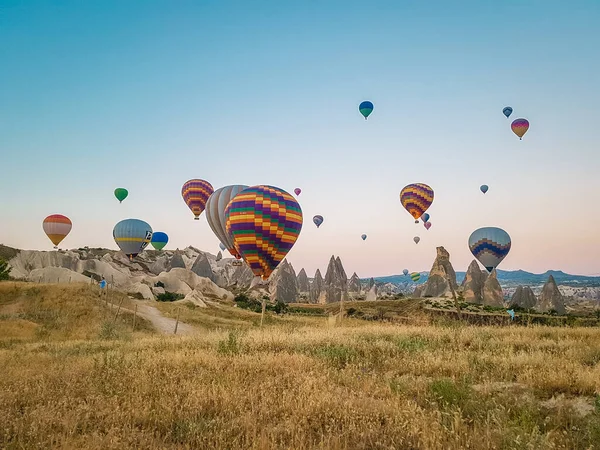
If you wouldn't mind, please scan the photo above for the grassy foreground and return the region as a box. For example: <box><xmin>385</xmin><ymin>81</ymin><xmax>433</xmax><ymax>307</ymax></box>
<box><xmin>1</xmin><ymin>283</ymin><xmax>599</xmax><ymax>449</ymax></box>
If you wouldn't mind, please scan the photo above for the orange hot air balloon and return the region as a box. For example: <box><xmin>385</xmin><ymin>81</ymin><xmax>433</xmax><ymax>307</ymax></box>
<box><xmin>511</xmin><ymin>118</ymin><xmax>529</xmax><ymax>140</ymax></box>
<box><xmin>43</xmin><ymin>214</ymin><xmax>72</xmax><ymax>248</ymax></box>
<box><xmin>400</xmin><ymin>183</ymin><xmax>434</xmax><ymax>223</ymax></box>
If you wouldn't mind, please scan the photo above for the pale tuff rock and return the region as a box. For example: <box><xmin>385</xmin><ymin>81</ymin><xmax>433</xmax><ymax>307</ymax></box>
<box><xmin>365</xmin><ymin>284</ymin><xmax>377</xmax><ymax>301</ymax></box>
<box><xmin>536</xmin><ymin>275</ymin><xmax>566</xmax><ymax>314</ymax></box>
<box><xmin>335</xmin><ymin>257</ymin><xmax>348</xmax><ymax>281</ymax></box>
<box><xmin>482</xmin><ymin>269</ymin><xmax>504</xmax><ymax>307</ymax></box>
<box><xmin>420</xmin><ymin>246</ymin><xmax>457</xmax><ymax>298</ymax></box>
<box><xmin>149</xmin><ymin>255</ymin><xmax>169</xmax><ymax>275</ymax></box>
<box><xmin>413</xmin><ymin>285</ymin><xmax>423</xmax><ymax>298</ymax></box>
<box><xmin>309</xmin><ymin>269</ymin><xmax>324</xmax><ymax>303</ymax></box>
<box><xmin>27</xmin><ymin>267</ymin><xmax>89</xmax><ymax>284</ymax></box>
<box><xmin>269</xmin><ymin>259</ymin><xmax>299</xmax><ymax>303</ymax></box>
<box><xmin>169</xmin><ymin>251</ymin><xmax>186</xmax><ymax>271</ymax></box>
<box><xmin>182</xmin><ymin>289</ymin><xmax>209</xmax><ymax>308</ymax></box>
<box><xmin>127</xmin><ymin>282</ymin><xmax>154</xmax><ymax>300</ymax></box>
<box><xmin>368</xmin><ymin>278</ymin><xmax>375</xmax><ymax>290</ymax></box>
<box><xmin>191</xmin><ymin>252</ymin><xmax>215</xmax><ymax>282</ymax></box>
<box><xmin>509</xmin><ymin>286</ymin><xmax>537</xmax><ymax>309</ymax></box>
<box><xmin>348</xmin><ymin>273</ymin><xmax>362</xmax><ymax>293</ymax></box>
<box><xmin>297</xmin><ymin>268</ymin><xmax>310</xmax><ymax>293</ymax></box>
<box><xmin>461</xmin><ymin>259</ymin><xmax>486</xmax><ymax>304</ymax></box>
<box><xmin>322</xmin><ymin>255</ymin><xmax>349</xmax><ymax>303</ymax></box>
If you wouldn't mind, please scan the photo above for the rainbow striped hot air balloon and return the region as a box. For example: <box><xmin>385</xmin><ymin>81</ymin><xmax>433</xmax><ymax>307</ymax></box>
<box><xmin>113</xmin><ymin>219</ymin><xmax>153</xmax><ymax>260</ymax></box>
<box><xmin>511</xmin><ymin>118</ymin><xmax>529</xmax><ymax>140</ymax></box>
<box><xmin>151</xmin><ymin>232</ymin><xmax>168</xmax><ymax>251</ymax></box>
<box><xmin>182</xmin><ymin>179</ymin><xmax>214</xmax><ymax>220</ymax></box>
<box><xmin>400</xmin><ymin>183</ymin><xmax>434</xmax><ymax>223</ymax></box>
<box><xmin>468</xmin><ymin>227</ymin><xmax>511</xmax><ymax>273</ymax></box>
<box><xmin>205</xmin><ymin>185</ymin><xmax>249</xmax><ymax>259</ymax></box>
<box><xmin>43</xmin><ymin>214</ymin><xmax>72</xmax><ymax>249</ymax></box>
<box><xmin>225</xmin><ymin>185</ymin><xmax>303</xmax><ymax>280</ymax></box>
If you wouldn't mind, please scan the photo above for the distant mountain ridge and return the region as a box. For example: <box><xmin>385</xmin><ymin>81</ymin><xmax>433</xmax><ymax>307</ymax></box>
<box><xmin>370</xmin><ymin>269</ymin><xmax>600</xmax><ymax>287</ymax></box>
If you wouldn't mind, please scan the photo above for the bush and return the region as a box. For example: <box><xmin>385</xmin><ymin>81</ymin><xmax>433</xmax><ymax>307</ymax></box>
<box><xmin>155</xmin><ymin>281</ymin><xmax>165</xmax><ymax>288</ymax></box>
<box><xmin>0</xmin><ymin>258</ymin><xmax>11</xmax><ymax>281</ymax></box>
<box><xmin>156</xmin><ymin>291</ymin><xmax>184</xmax><ymax>302</ymax></box>
<box><xmin>273</xmin><ymin>301</ymin><xmax>288</xmax><ymax>315</ymax></box>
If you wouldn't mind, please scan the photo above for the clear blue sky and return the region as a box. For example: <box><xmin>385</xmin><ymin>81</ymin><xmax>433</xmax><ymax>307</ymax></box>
<box><xmin>2</xmin><ymin>0</ymin><xmax>600</xmax><ymax>276</ymax></box>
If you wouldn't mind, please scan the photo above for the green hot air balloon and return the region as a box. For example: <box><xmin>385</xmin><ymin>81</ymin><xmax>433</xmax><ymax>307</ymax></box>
<box><xmin>114</xmin><ymin>188</ymin><xmax>129</xmax><ymax>203</ymax></box>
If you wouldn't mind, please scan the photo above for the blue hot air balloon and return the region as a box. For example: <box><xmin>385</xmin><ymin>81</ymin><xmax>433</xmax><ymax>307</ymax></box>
<box><xmin>113</xmin><ymin>219</ymin><xmax>153</xmax><ymax>260</ymax></box>
<box><xmin>361</xmin><ymin>234</ymin><xmax>367</xmax><ymax>241</ymax></box>
<box><xmin>359</xmin><ymin>101</ymin><xmax>374</xmax><ymax>120</ymax></box>
<box><xmin>151</xmin><ymin>232</ymin><xmax>168</xmax><ymax>251</ymax></box>
<box><xmin>219</xmin><ymin>242</ymin><xmax>226</xmax><ymax>251</ymax></box>
<box><xmin>480</xmin><ymin>185</ymin><xmax>489</xmax><ymax>194</ymax></box>
<box><xmin>421</xmin><ymin>213</ymin><xmax>430</xmax><ymax>223</ymax></box>
<box><xmin>403</xmin><ymin>269</ymin><xmax>409</xmax><ymax>276</ymax></box>
<box><xmin>503</xmin><ymin>107</ymin><xmax>513</xmax><ymax>118</ymax></box>
<box><xmin>313</xmin><ymin>215</ymin><xmax>324</xmax><ymax>228</ymax></box>
<box><xmin>468</xmin><ymin>227</ymin><xmax>511</xmax><ymax>272</ymax></box>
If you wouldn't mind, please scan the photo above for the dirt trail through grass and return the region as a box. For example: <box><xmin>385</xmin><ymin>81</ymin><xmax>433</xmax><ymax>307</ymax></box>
<box><xmin>108</xmin><ymin>299</ymin><xmax>197</xmax><ymax>335</ymax></box>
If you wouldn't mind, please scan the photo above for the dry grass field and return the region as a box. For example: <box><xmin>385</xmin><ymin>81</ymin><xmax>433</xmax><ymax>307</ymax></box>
<box><xmin>1</xmin><ymin>282</ymin><xmax>599</xmax><ymax>449</ymax></box>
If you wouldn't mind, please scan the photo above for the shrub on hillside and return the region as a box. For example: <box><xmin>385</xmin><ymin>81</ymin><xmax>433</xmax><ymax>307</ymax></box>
<box><xmin>0</xmin><ymin>258</ymin><xmax>11</xmax><ymax>281</ymax></box>
<box><xmin>156</xmin><ymin>291</ymin><xmax>184</xmax><ymax>302</ymax></box>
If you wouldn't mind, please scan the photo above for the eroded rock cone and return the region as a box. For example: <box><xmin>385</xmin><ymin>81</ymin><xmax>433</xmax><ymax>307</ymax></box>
<box><xmin>309</xmin><ymin>269</ymin><xmax>324</xmax><ymax>304</ymax></box>
<box><xmin>348</xmin><ymin>272</ymin><xmax>361</xmax><ymax>293</ymax></box>
<box><xmin>509</xmin><ymin>286</ymin><xmax>537</xmax><ymax>309</ymax></box>
<box><xmin>461</xmin><ymin>259</ymin><xmax>486</xmax><ymax>304</ymax></box>
<box><xmin>269</xmin><ymin>259</ymin><xmax>298</xmax><ymax>303</ymax></box>
<box><xmin>323</xmin><ymin>255</ymin><xmax>349</xmax><ymax>303</ymax></box>
<box><xmin>482</xmin><ymin>269</ymin><xmax>504</xmax><ymax>307</ymax></box>
<box><xmin>169</xmin><ymin>250</ymin><xmax>186</xmax><ymax>271</ymax></box>
<box><xmin>420</xmin><ymin>246</ymin><xmax>457</xmax><ymax>298</ymax></box>
<box><xmin>297</xmin><ymin>268</ymin><xmax>310</xmax><ymax>293</ymax></box>
<box><xmin>191</xmin><ymin>252</ymin><xmax>215</xmax><ymax>282</ymax></box>
<box><xmin>536</xmin><ymin>275</ymin><xmax>566</xmax><ymax>314</ymax></box>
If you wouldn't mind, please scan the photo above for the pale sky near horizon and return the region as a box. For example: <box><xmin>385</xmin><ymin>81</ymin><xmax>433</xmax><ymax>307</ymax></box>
<box><xmin>2</xmin><ymin>0</ymin><xmax>600</xmax><ymax>277</ymax></box>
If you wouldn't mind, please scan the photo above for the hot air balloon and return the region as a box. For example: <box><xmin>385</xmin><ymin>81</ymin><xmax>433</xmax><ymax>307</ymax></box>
<box><xmin>468</xmin><ymin>227</ymin><xmax>511</xmax><ymax>272</ymax></box>
<box><xmin>182</xmin><ymin>179</ymin><xmax>214</xmax><ymax>220</ymax></box>
<box><xmin>480</xmin><ymin>185</ymin><xmax>489</xmax><ymax>194</ymax></box>
<box><xmin>414</xmin><ymin>236</ymin><xmax>420</xmax><ymax>244</ymax></box>
<box><xmin>403</xmin><ymin>269</ymin><xmax>409</xmax><ymax>276</ymax></box>
<box><xmin>410</xmin><ymin>272</ymin><xmax>420</xmax><ymax>282</ymax></box>
<box><xmin>313</xmin><ymin>215</ymin><xmax>324</xmax><ymax>228</ymax></box>
<box><xmin>205</xmin><ymin>185</ymin><xmax>248</xmax><ymax>258</ymax></box>
<box><xmin>219</xmin><ymin>242</ymin><xmax>226</xmax><ymax>251</ymax></box>
<box><xmin>511</xmin><ymin>118</ymin><xmax>529</xmax><ymax>140</ymax></box>
<box><xmin>503</xmin><ymin>107</ymin><xmax>513</xmax><ymax>118</ymax></box>
<box><xmin>422</xmin><ymin>213</ymin><xmax>430</xmax><ymax>223</ymax></box>
<box><xmin>42</xmin><ymin>214</ymin><xmax>72</xmax><ymax>249</ymax></box>
<box><xmin>361</xmin><ymin>234</ymin><xmax>367</xmax><ymax>241</ymax></box>
<box><xmin>424</xmin><ymin>222</ymin><xmax>431</xmax><ymax>230</ymax></box>
<box><xmin>113</xmin><ymin>219</ymin><xmax>153</xmax><ymax>260</ymax></box>
<box><xmin>294</xmin><ymin>188</ymin><xmax>301</xmax><ymax>196</ymax></box>
<box><xmin>359</xmin><ymin>101</ymin><xmax>373</xmax><ymax>119</ymax></box>
<box><xmin>114</xmin><ymin>188</ymin><xmax>128</xmax><ymax>203</ymax></box>
<box><xmin>150</xmin><ymin>232</ymin><xmax>168</xmax><ymax>251</ymax></box>
<box><xmin>400</xmin><ymin>183</ymin><xmax>434</xmax><ymax>223</ymax></box>
<box><xmin>225</xmin><ymin>185</ymin><xmax>303</xmax><ymax>280</ymax></box>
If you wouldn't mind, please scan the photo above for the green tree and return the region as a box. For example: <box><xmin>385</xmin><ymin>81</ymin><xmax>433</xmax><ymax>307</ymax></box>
<box><xmin>0</xmin><ymin>258</ymin><xmax>11</xmax><ymax>280</ymax></box>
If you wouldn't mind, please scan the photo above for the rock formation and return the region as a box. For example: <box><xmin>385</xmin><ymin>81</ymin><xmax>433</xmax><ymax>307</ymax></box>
<box><xmin>365</xmin><ymin>284</ymin><xmax>377</xmax><ymax>301</ymax></box>
<box><xmin>419</xmin><ymin>247</ymin><xmax>457</xmax><ymax>298</ymax></box>
<box><xmin>191</xmin><ymin>252</ymin><xmax>215</xmax><ymax>282</ymax></box>
<box><xmin>509</xmin><ymin>286</ymin><xmax>537</xmax><ymax>309</ymax></box>
<box><xmin>169</xmin><ymin>251</ymin><xmax>186</xmax><ymax>270</ymax></box>
<box><xmin>482</xmin><ymin>269</ymin><xmax>504</xmax><ymax>307</ymax></box>
<box><xmin>348</xmin><ymin>272</ymin><xmax>362</xmax><ymax>293</ymax></box>
<box><xmin>269</xmin><ymin>260</ymin><xmax>299</xmax><ymax>303</ymax></box>
<box><xmin>536</xmin><ymin>275</ymin><xmax>566</xmax><ymax>314</ymax></box>
<box><xmin>322</xmin><ymin>255</ymin><xmax>349</xmax><ymax>303</ymax></box>
<box><xmin>309</xmin><ymin>269</ymin><xmax>324</xmax><ymax>303</ymax></box>
<box><xmin>297</xmin><ymin>268</ymin><xmax>310</xmax><ymax>293</ymax></box>
<box><xmin>216</xmin><ymin>251</ymin><xmax>222</xmax><ymax>262</ymax></box>
<box><xmin>368</xmin><ymin>277</ymin><xmax>375</xmax><ymax>290</ymax></box>
<box><xmin>461</xmin><ymin>260</ymin><xmax>487</xmax><ymax>304</ymax></box>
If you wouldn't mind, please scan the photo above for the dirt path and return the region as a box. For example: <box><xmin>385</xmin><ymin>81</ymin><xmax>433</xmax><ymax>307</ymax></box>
<box><xmin>107</xmin><ymin>300</ymin><xmax>197</xmax><ymax>336</ymax></box>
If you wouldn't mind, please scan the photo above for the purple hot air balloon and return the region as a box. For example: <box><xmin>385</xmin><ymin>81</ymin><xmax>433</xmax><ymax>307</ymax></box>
<box><xmin>424</xmin><ymin>222</ymin><xmax>431</xmax><ymax>230</ymax></box>
<box><xmin>294</xmin><ymin>188</ymin><xmax>301</xmax><ymax>196</ymax></box>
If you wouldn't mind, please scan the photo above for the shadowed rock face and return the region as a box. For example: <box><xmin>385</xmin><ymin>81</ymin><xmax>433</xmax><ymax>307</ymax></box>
<box><xmin>310</xmin><ymin>269</ymin><xmax>324</xmax><ymax>303</ymax></box>
<box><xmin>368</xmin><ymin>278</ymin><xmax>375</xmax><ymax>290</ymax></box>
<box><xmin>536</xmin><ymin>275</ymin><xmax>566</xmax><ymax>314</ymax></box>
<box><xmin>482</xmin><ymin>269</ymin><xmax>504</xmax><ymax>307</ymax></box>
<box><xmin>462</xmin><ymin>259</ymin><xmax>486</xmax><ymax>304</ymax></box>
<box><xmin>348</xmin><ymin>272</ymin><xmax>361</xmax><ymax>293</ymax></box>
<box><xmin>269</xmin><ymin>259</ymin><xmax>298</xmax><ymax>303</ymax></box>
<box><xmin>169</xmin><ymin>251</ymin><xmax>186</xmax><ymax>271</ymax></box>
<box><xmin>420</xmin><ymin>247</ymin><xmax>457</xmax><ymax>298</ymax></box>
<box><xmin>510</xmin><ymin>286</ymin><xmax>537</xmax><ymax>309</ymax></box>
<box><xmin>216</xmin><ymin>251</ymin><xmax>222</xmax><ymax>262</ymax></box>
<box><xmin>322</xmin><ymin>255</ymin><xmax>349</xmax><ymax>303</ymax></box>
<box><xmin>297</xmin><ymin>268</ymin><xmax>310</xmax><ymax>293</ymax></box>
<box><xmin>191</xmin><ymin>252</ymin><xmax>215</xmax><ymax>282</ymax></box>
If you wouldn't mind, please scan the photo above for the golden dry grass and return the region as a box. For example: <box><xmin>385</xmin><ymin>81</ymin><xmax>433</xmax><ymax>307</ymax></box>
<box><xmin>1</xmin><ymin>282</ymin><xmax>599</xmax><ymax>449</ymax></box>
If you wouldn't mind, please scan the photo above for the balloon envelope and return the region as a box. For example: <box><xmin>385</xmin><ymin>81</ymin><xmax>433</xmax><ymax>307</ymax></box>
<box><xmin>294</xmin><ymin>188</ymin><xmax>301</xmax><ymax>196</ymax></box>
<box><xmin>414</xmin><ymin>236</ymin><xmax>420</xmax><ymax>244</ymax></box>
<box><xmin>225</xmin><ymin>185</ymin><xmax>303</xmax><ymax>280</ymax></box>
<box><xmin>205</xmin><ymin>185</ymin><xmax>248</xmax><ymax>258</ymax></box>
<box><xmin>150</xmin><ymin>231</ymin><xmax>168</xmax><ymax>251</ymax></box>
<box><xmin>410</xmin><ymin>272</ymin><xmax>420</xmax><ymax>282</ymax></box>
<box><xmin>480</xmin><ymin>184</ymin><xmax>489</xmax><ymax>194</ymax></box>
<box><xmin>359</xmin><ymin>101</ymin><xmax>373</xmax><ymax>119</ymax></box>
<box><xmin>361</xmin><ymin>234</ymin><xmax>367</xmax><ymax>240</ymax></box>
<box><xmin>503</xmin><ymin>107</ymin><xmax>513</xmax><ymax>118</ymax></box>
<box><xmin>511</xmin><ymin>118</ymin><xmax>529</xmax><ymax>139</ymax></box>
<box><xmin>313</xmin><ymin>215</ymin><xmax>324</xmax><ymax>228</ymax></box>
<box><xmin>424</xmin><ymin>222</ymin><xmax>431</xmax><ymax>230</ymax></box>
<box><xmin>422</xmin><ymin>213</ymin><xmax>430</xmax><ymax>223</ymax></box>
<box><xmin>468</xmin><ymin>227</ymin><xmax>511</xmax><ymax>272</ymax></box>
<box><xmin>43</xmin><ymin>214</ymin><xmax>72</xmax><ymax>248</ymax></box>
<box><xmin>182</xmin><ymin>179</ymin><xmax>214</xmax><ymax>220</ymax></box>
<box><xmin>113</xmin><ymin>219</ymin><xmax>153</xmax><ymax>259</ymax></box>
<box><xmin>219</xmin><ymin>242</ymin><xmax>226</xmax><ymax>251</ymax></box>
<box><xmin>400</xmin><ymin>183</ymin><xmax>434</xmax><ymax>223</ymax></box>
<box><xmin>403</xmin><ymin>269</ymin><xmax>409</xmax><ymax>276</ymax></box>
<box><xmin>114</xmin><ymin>188</ymin><xmax>128</xmax><ymax>203</ymax></box>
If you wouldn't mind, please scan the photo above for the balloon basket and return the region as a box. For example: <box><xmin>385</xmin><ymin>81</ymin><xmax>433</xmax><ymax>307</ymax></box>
<box><xmin>194</xmin><ymin>217</ymin><xmax>199</xmax><ymax>220</ymax></box>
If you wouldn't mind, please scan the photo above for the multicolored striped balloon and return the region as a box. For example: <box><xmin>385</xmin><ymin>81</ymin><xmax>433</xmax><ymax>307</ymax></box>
<box><xmin>225</xmin><ymin>185</ymin><xmax>303</xmax><ymax>280</ymax></box>
<box><xmin>113</xmin><ymin>219</ymin><xmax>153</xmax><ymax>260</ymax></box>
<box><xmin>400</xmin><ymin>183</ymin><xmax>434</xmax><ymax>223</ymax></box>
<box><xmin>410</xmin><ymin>272</ymin><xmax>420</xmax><ymax>282</ymax></box>
<box><xmin>205</xmin><ymin>185</ymin><xmax>248</xmax><ymax>258</ymax></box>
<box><xmin>182</xmin><ymin>179</ymin><xmax>214</xmax><ymax>220</ymax></box>
<box><xmin>511</xmin><ymin>118</ymin><xmax>529</xmax><ymax>140</ymax></box>
<box><xmin>468</xmin><ymin>227</ymin><xmax>511</xmax><ymax>272</ymax></box>
<box><xmin>42</xmin><ymin>214</ymin><xmax>72</xmax><ymax>248</ymax></box>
